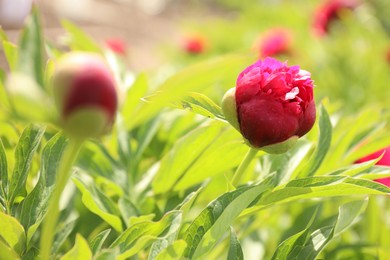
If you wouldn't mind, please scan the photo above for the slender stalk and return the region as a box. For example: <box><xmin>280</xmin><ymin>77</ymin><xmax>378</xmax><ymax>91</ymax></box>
<box><xmin>40</xmin><ymin>138</ymin><xmax>83</xmax><ymax>260</ymax></box>
<box><xmin>231</xmin><ymin>148</ymin><xmax>258</xmax><ymax>188</ymax></box>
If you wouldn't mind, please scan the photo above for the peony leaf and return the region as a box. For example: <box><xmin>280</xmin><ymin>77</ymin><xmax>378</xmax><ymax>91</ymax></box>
<box><xmin>61</xmin><ymin>20</ymin><xmax>101</xmax><ymax>53</ymax></box>
<box><xmin>298</xmin><ymin>105</ymin><xmax>332</xmax><ymax>177</ymax></box>
<box><xmin>2</xmin><ymin>41</ymin><xmax>18</xmax><ymax>71</ymax></box>
<box><xmin>73</xmin><ymin>176</ymin><xmax>123</xmax><ymax>232</ymax></box>
<box><xmin>20</xmin><ymin>133</ymin><xmax>67</xmax><ymax>238</ymax></box>
<box><xmin>242</xmin><ymin>176</ymin><xmax>390</xmax><ymax>217</ymax></box>
<box><xmin>125</xmin><ymin>54</ymin><xmax>252</xmax><ymax>130</ymax></box>
<box><xmin>110</xmin><ymin>210</ymin><xmax>181</xmax><ymax>259</ymax></box>
<box><xmin>174</xmin><ymin>128</ymin><xmax>247</xmax><ymax>192</ymax></box>
<box><xmin>0</xmin><ymin>239</ymin><xmax>20</xmax><ymax>260</ymax></box>
<box><xmin>18</xmin><ymin>7</ymin><xmax>45</xmax><ymax>87</ymax></box>
<box><xmin>183</xmin><ymin>175</ymin><xmax>274</xmax><ymax>259</ymax></box>
<box><xmin>152</xmin><ymin>123</ymin><xmax>222</xmax><ymax>194</ymax></box>
<box><xmin>0</xmin><ymin>138</ymin><xmax>8</xmax><ymax>201</ymax></box>
<box><xmin>227</xmin><ymin>227</ymin><xmax>244</xmax><ymax>260</ymax></box>
<box><xmin>60</xmin><ymin>234</ymin><xmax>92</xmax><ymax>260</ymax></box>
<box><xmin>8</xmin><ymin>124</ymin><xmax>45</xmax><ymax>206</ymax></box>
<box><xmin>148</xmin><ymin>212</ymin><xmax>182</xmax><ymax>260</ymax></box>
<box><xmin>89</xmin><ymin>229</ymin><xmax>111</xmax><ymax>255</ymax></box>
<box><xmin>172</xmin><ymin>92</ymin><xmax>224</xmax><ymax>120</ymax></box>
<box><xmin>272</xmin><ymin>200</ymin><xmax>366</xmax><ymax>259</ymax></box>
<box><xmin>0</xmin><ymin>211</ymin><xmax>26</xmax><ymax>254</ymax></box>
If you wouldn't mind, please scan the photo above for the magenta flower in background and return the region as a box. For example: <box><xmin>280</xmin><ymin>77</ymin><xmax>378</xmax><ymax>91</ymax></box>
<box><xmin>313</xmin><ymin>0</ymin><xmax>358</xmax><ymax>37</ymax></box>
<box><xmin>255</xmin><ymin>28</ymin><xmax>292</xmax><ymax>58</ymax></box>
<box><xmin>222</xmin><ymin>57</ymin><xmax>316</xmax><ymax>153</ymax></box>
<box><xmin>182</xmin><ymin>34</ymin><xmax>206</xmax><ymax>55</ymax></box>
<box><xmin>105</xmin><ymin>38</ymin><xmax>127</xmax><ymax>56</ymax></box>
<box><xmin>355</xmin><ymin>147</ymin><xmax>390</xmax><ymax>187</ymax></box>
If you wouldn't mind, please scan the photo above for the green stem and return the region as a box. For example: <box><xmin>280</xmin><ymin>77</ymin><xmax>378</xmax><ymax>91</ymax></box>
<box><xmin>40</xmin><ymin>138</ymin><xmax>83</xmax><ymax>260</ymax></box>
<box><xmin>231</xmin><ymin>148</ymin><xmax>258</xmax><ymax>188</ymax></box>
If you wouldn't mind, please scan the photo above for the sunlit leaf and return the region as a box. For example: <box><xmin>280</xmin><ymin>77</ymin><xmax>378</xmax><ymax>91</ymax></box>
<box><xmin>89</xmin><ymin>229</ymin><xmax>111</xmax><ymax>255</ymax></box>
<box><xmin>227</xmin><ymin>227</ymin><xmax>243</xmax><ymax>260</ymax></box>
<box><xmin>183</xmin><ymin>176</ymin><xmax>274</xmax><ymax>259</ymax></box>
<box><xmin>8</xmin><ymin>124</ymin><xmax>45</xmax><ymax>205</ymax></box>
<box><xmin>73</xmin><ymin>176</ymin><xmax>123</xmax><ymax>232</ymax></box>
<box><xmin>60</xmin><ymin>234</ymin><xmax>92</xmax><ymax>260</ymax></box>
<box><xmin>0</xmin><ymin>211</ymin><xmax>26</xmax><ymax>254</ymax></box>
<box><xmin>61</xmin><ymin>20</ymin><xmax>101</xmax><ymax>53</ymax></box>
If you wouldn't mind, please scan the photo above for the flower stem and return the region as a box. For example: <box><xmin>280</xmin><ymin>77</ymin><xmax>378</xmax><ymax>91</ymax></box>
<box><xmin>40</xmin><ymin>138</ymin><xmax>83</xmax><ymax>260</ymax></box>
<box><xmin>231</xmin><ymin>148</ymin><xmax>258</xmax><ymax>188</ymax></box>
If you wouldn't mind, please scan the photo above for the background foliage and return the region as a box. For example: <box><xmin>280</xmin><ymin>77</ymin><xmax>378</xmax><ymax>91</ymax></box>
<box><xmin>0</xmin><ymin>0</ymin><xmax>390</xmax><ymax>259</ymax></box>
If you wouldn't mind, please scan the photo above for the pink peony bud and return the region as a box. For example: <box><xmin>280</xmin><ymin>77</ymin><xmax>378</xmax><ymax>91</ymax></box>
<box><xmin>355</xmin><ymin>146</ymin><xmax>390</xmax><ymax>187</ymax></box>
<box><xmin>255</xmin><ymin>28</ymin><xmax>292</xmax><ymax>58</ymax></box>
<box><xmin>312</xmin><ymin>0</ymin><xmax>358</xmax><ymax>37</ymax></box>
<box><xmin>105</xmin><ymin>38</ymin><xmax>127</xmax><ymax>56</ymax></box>
<box><xmin>0</xmin><ymin>0</ymin><xmax>33</xmax><ymax>30</ymax></box>
<box><xmin>222</xmin><ymin>57</ymin><xmax>316</xmax><ymax>153</ymax></box>
<box><xmin>52</xmin><ymin>52</ymin><xmax>118</xmax><ymax>139</ymax></box>
<box><xmin>182</xmin><ymin>35</ymin><xmax>206</xmax><ymax>55</ymax></box>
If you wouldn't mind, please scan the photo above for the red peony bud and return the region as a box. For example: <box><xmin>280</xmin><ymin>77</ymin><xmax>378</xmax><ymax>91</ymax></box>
<box><xmin>222</xmin><ymin>57</ymin><xmax>316</xmax><ymax>153</ymax></box>
<box><xmin>312</xmin><ymin>0</ymin><xmax>358</xmax><ymax>37</ymax></box>
<box><xmin>0</xmin><ymin>0</ymin><xmax>33</xmax><ymax>30</ymax></box>
<box><xmin>355</xmin><ymin>146</ymin><xmax>390</xmax><ymax>187</ymax></box>
<box><xmin>105</xmin><ymin>38</ymin><xmax>127</xmax><ymax>56</ymax></box>
<box><xmin>255</xmin><ymin>28</ymin><xmax>292</xmax><ymax>58</ymax></box>
<box><xmin>52</xmin><ymin>52</ymin><xmax>118</xmax><ymax>139</ymax></box>
<box><xmin>182</xmin><ymin>35</ymin><xmax>206</xmax><ymax>55</ymax></box>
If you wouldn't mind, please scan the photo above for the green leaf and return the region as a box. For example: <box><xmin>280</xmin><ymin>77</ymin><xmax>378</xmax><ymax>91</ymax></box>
<box><xmin>172</xmin><ymin>92</ymin><xmax>224</xmax><ymax>120</ymax></box>
<box><xmin>0</xmin><ymin>239</ymin><xmax>20</xmax><ymax>260</ymax></box>
<box><xmin>227</xmin><ymin>227</ymin><xmax>244</xmax><ymax>260</ymax></box>
<box><xmin>8</xmin><ymin>124</ymin><xmax>45</xmax><ymax>205</ymax></box>
<box><xmin>121</xmin><ymin>73</ymin><xmax>149</xmax><ymax>119</ymax></box>
<box><xmin>52</xmin><ymin>219</ymin><xmax>77</xmax><ymax>255</ymax></box>
<box><xmin>60</xmin><ymin>234</ymin><xmax>92</xmax><ymax>260</ymax></box>
<box><xmin>155</xmin><ymin>240</ymin><xmax>187</xmax><ymax>260</ymax></box>
<box><xmin>0</xmin><ymin>138</ymin><xmax>8</xmax><ymax>200</ymax></box>
<box><xmin>2</xmin><ymin>41</ymin><xmax>18</xmax><ymax>71</ymax></box>
<box><xmin>287</xmin><ymin>200</ymin><xmax>366</xmax><ymax>259</ymax></box>
<box><xmin>152</xmin><ymin>123</ymin><xmax>222</xmax><ymax>194</ymax></box>
<box><xmin>242</xmin><ymin>176</ymin><xmax>389</xmax><ymax>217</ymax></box>
<box><xmin>17</xmin><ymin>7</ymin><xmax>45</xmax><ymax>87</ymax></box>
<box><xmin>0</xmin><ymin>211</ymin><xmax>26</xmax><ymax>254</ymax></box>
<box><xmin>174</xmin><ymin>128</ymin><xmax>247</xmax><ymax>192</ymax></box>
<box><xmin>73</xmin><ymin>176</ymin><xmax>123</xmax><ymax>232</ymax></box>
<box><xmin>89</xmin><ymin>229</ymin><xmax>111</xmax><ymax>256</ymax></box>
<box><xmin>299</xmin><ymin>105</ymin><xmax>332</xmax><ymax>177</ymax></box>
<box><xmin>20</xmin><ymin>134</ymin><xmax>67</xmax><ymax>234</ymax></box>
<box><xmin>148</xmin><ymin>212</ymin><xmax>182</xmax><ymax>260</ymax></box>
<box><xmin>183</xmin><ymin>176</ymin><xmax>274</xmax><ymax>259</ymax></box>
<box><xmin>125</xmin><ymin>54</ymin><xmax>252</xmax><ymax>129</ymax></box>
<box><xmin>61</xmin><ymin>20</ymin><xmax>101</xmax><ymax>53</ymax></box>
<box><xmin>110</xmin><ymin>210</ymin><xmax>181</xmax><ymax>259</ymax></box>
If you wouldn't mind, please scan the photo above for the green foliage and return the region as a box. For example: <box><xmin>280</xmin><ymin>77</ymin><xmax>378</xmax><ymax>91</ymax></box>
<box><xmin>0</xmin><ymin>1</ymin><xmax>389</xmax><ymax>259</ymax></box>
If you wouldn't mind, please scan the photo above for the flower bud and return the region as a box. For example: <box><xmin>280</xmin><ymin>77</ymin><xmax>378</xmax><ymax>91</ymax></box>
<box><xmin>222</xmin><ymin>57</ymin><xmax>316</xmax><ymax>153</ymax></box>
<box><xmin>355</xmin><ymin>146</ymin><xmax>390</xmax><ymax>187</ymax></box>
<box><xmin>52</xmin><ymin>52</ymin><xmax>118</xmax><ymax>139</ymax></box>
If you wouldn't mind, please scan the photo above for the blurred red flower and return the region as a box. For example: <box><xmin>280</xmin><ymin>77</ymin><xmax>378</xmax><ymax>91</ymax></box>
<box><xmin>255</xmin><ymin>28</ymin><xmax>292</xmax><ymax>58</ymax></box>
<box><xmin>313</xmin><ymin>0</ymin><xmax>358</xmax><ymax>37</ymax></box>
<box><xmin>105</xmin><ymin>38</ymin><xmax>127</xmax><ymax>55</ymax></box>
<box><xmin>355</xmin><ymin>146</ymin><xmax>390</xmax><ymax>187</ymax></box>
<box><xmin>182</xmin><ymin>35</ymin><xmax>206</xmax><ymax>54</ymax></box>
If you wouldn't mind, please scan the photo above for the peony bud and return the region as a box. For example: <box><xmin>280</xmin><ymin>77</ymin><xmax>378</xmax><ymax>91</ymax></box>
<box><xmin>52</xmin><ymin>52</ymin><xmax>118</xmax><ymax>139</ymax></box>
<box><xmin>255</xmin><ymin>28</ymin><xmax>292</xmax><ymax>58</ymax></box>
<box><xmin>222</xmin><ymin>57</ymin><xmax>316</xmax><ymax>153</ymax></box>
<box><xmin>312</xmin><ymin>0</ymin><xmax>358</xmax><ymax>37</ymax></box>
<box><xmin>182</xmin><ymin>34</ymin><xmax>206</xmax><ymax>55</ymax></box>
<box><xmin>105</xmin><ymin>38</ymin><xmax>127</xmax><ymax>56</ymax></box>
<box><xmin>355</xmin><ymin>146</ymin><xmax>390</xmax><ymax>187</ymax></box>
<box><xmin>0</xmin><ymin>0</ymin><xmax>33</xmax><ymax>30</ymax></box>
